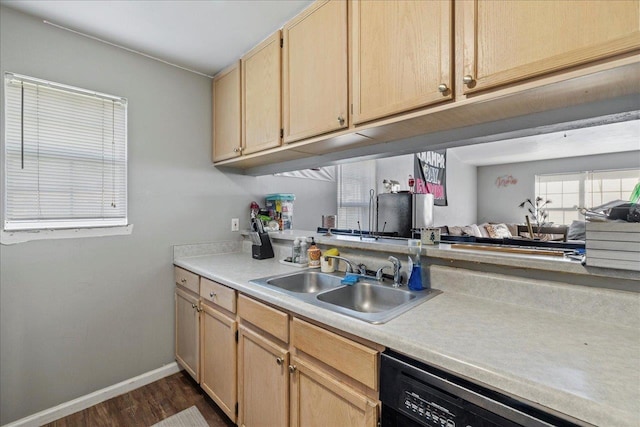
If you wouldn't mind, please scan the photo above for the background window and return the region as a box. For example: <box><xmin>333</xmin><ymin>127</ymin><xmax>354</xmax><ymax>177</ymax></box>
<box><xmin>3</xmin><ymin>73</ymin><xmax>127</xmax><ymax>231</ymax></box>
<box><xmin>336</xmin><ymin>160</ymin><xmax>376</xmax><ymax>230</ymax></box>
<box><xmin>536</xmin><ymin>168</ymin><xmax>640</xmax><ymax>225</ymax></box>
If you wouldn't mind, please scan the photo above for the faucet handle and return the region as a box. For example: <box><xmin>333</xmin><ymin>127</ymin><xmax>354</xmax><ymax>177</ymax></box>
<box><xmin>376</xmin><ymin>266</ymin><xmax>390</xmax><ymax>281</ymax></box>
<box><xmin>357</xmin><ymin>263</ymin><xmax>367</xmax><ymax>275</ymax></box>
<box><xmin>388</xmin><ymin>256</ymin><xmax>401</xmax><ymax>268</ymax></box>
<box><xmin>387</xmin><ymin>256</ymin><xmax>403</xmax><ymax>287</ymax></box>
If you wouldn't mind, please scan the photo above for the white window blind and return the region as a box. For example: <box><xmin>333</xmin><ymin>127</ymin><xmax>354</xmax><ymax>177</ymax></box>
<box><xmin>3</xmin><ymin>73</ymin><xmax>127</xmax><ymax>231</ymax></box>
<box><xmin>337</xmin><ymin>160</ymin><xmax>376</xmax><ymax>230</ymax></box>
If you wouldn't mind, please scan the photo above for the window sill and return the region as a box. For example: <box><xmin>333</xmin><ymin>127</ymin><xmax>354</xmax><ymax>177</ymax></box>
<box><xmin>1</xmin><ymin>224</ymin><xmax>134</xmax><ymax>245</ymax></box>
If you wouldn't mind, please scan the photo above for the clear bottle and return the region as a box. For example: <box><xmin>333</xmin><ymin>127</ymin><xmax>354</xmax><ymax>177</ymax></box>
<box><xmin>299</xmin><ymin>238</ymin><xmax>308</xmax><ymax>264</ymax></box>
<box><xmin>407</xmin><ymin>239</ymin><xmax>424</xmax><ymax>290</ymax></box>
<box><xmin>277</xmin><ymin>212</ymin><xmax>284</xmax><ymax>231</ymax></box>
<box><xmin>292</xmin><ymin>238</ymin><xmax>301</xmax><ymax>263</ymax></box>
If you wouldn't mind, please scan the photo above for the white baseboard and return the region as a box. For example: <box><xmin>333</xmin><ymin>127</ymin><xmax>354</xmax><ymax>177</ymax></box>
<box><xmin>3</xmin><ymin>362</ymin><xmax>181</xmax><ymax>427</ymax></box>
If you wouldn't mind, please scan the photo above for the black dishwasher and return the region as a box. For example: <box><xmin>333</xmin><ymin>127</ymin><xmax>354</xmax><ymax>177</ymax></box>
<box><xmin>380</xmin><ymin>350</ymin><xmax>587</xmax><ymax>427</ymax></box>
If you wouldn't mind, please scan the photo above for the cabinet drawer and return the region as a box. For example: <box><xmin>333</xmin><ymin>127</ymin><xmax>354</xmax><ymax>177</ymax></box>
<box><xmin>292</xmin><ymin>318</ymin><xmax>378</xmax><ymax>390</ymax></box>
<box><xmin>175</xmin><ymin>266</ymin><xmax>199</xmax><ymax>294</ymax></box>
<box><xmin>200</xmin><ymin>277</ymin><xmax>236</xmax><ymax>313</ymax></box>
<box><xmin>237</xmin><ymin>294</ymin><xmax>289</xmax><ymax>343</ymax></box>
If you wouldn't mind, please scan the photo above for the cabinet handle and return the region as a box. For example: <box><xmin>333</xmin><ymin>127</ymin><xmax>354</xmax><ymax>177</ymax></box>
<box><xmin>337</xmin><ymin>116</ymin><xmax>345</xmax><ymax>126</ymax></box>
<box><xmin>288</xmin><ymin>365</ymin><xmax>297</xmax><ymax>374</ymax></box>
<box><xmin>191</xmin><ymin>303</ymin><xmax>197</xmax><ymax>309</ymax></box>
<box><xmin>209</xmin><ymin>291</ymin><xmax>216</xmax><ymax>298</ymax></box>
<box><xmin>276</xmin><ymin>357</ymin><xmax>284</xmax><ymax>366</ymax></box>
<box><xmin>437</xmin><ymin>84</ymin><xmax>448</xmax><ymax>93</ymax></box>
<box><xmin>463</xmin><ymin>75</ymin><xmax>475</xmax><ymax>86</ymax></box>
<box><xmin>196</xmin><ymin>307</ymin><xmax>203</xmax><ymax>313</ymax></box>
<box><xmin>180</xmin><ymin>278</ymin><xmax>186</xmax><ymax>283</ymax></box>
<box><xmin>233</xmin><ymin>147</ymin><xmax>243</xmax><ymax>153</ymax></box>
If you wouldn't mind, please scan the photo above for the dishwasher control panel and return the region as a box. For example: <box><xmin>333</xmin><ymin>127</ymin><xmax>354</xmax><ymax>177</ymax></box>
<box><xmin>403</xmin><ymin>390</ymin><xmax>456</xmax><ymax>427</ymax></box>
<box><xmin>382</xmin><ymin>350</ymin><xmax>581</xmax><ymax>427</ymax></box>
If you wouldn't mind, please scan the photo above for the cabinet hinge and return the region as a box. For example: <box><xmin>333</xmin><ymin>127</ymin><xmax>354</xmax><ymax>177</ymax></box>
<box><xmin>280</xmin><ymin>128</ymin><xmax>284</xmax><ymax>139</ymax></box>
<box><xmin>235</xmin><ymin>330</ymin><xmax>239</xmax><ymax>342</ymax></box>
<box><xmin>351</xmin><ymin>103</ymin><xmax>354</xmax><ymax>115</ymax></box>
<box><xmin>235</xmin><ymin>402</ymin><xmax>239</xmax><ymax>416</ymax></box>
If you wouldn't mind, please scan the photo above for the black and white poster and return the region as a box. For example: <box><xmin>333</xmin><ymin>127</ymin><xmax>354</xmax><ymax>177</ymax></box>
<box><xmin>414</xmin><ymin>150</ymin><xmax>447</xmax><ymax>206</ymax></box>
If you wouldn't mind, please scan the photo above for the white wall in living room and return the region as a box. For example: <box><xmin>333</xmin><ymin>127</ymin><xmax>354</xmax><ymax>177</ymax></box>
<box><xmin>476</xmin><ymin>151</ymin><xmax>640</xmax><ymax>225</ymax></box>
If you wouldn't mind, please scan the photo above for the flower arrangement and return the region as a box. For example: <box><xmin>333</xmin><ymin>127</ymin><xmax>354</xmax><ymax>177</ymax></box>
<box><xmin>518</xmin><ymin>197</ymin><xmax>552</xmax><ymax>237</ymax></box>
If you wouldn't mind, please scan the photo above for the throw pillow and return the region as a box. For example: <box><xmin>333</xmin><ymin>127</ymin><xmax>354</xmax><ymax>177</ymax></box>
<box><xmin>458</xmin><ymin>224</ymin><xmax>483</xmax><ymax>237</ymax></box>
<box><xmin>470</xmin><ymin>224</ymin><xmax>484</xmax><ymax>237</ymax></box>
<box><xmin>485</xmin><ymin>223</ymin><xmax>512</xmax><ymax>238</ymax></box>
<box><xmin>448</xmin><ymin>226</ymin><xmax>463</xmax><ymax>236</ymax></box>
<box><xmin>478</xmin><ymin>223</ymin><xmax>491</xmax><ymax>238</ymax></box>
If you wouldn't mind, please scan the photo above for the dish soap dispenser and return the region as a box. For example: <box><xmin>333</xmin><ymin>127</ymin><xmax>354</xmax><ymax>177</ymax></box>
<box><xmin>307</xmin><ymin>237</ymin><xmax>321</xmax><ymax>268</ymax></box>
<box><xmin>407</xmin><ymin>239</ymin><xmax>424</xmax><ymax>290</ymax></box>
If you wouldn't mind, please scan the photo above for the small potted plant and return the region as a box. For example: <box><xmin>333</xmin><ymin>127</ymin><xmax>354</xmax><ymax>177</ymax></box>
<box><xmin>518</xmin><ymin>197</ymin><xmax>552</xmax><ymax>238</ymax></box>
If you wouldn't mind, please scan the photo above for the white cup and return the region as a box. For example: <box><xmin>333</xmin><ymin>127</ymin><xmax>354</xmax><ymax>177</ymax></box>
<box><xmin>320</xmin><ymin>256</ymin><xmax>336</xmax><ymax>273</ymax></box>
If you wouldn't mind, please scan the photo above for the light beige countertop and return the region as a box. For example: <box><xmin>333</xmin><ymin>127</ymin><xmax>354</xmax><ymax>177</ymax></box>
<box><xmin>174</xmin><ymin>245</ymin><xmax>639</xmax><ymax>427</ymax></box>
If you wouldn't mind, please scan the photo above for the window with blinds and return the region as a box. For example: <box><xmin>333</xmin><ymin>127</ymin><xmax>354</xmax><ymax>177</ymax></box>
<box><xmin>337</xmin><ymin>160</ymin><xmax>376</xmax><ymax>230</ymax></box>
<box><xmin>3</xmin><ymin>73</ymin><xmax>127</xmax><ymax>231</ymax></box>
<box><xmin>535</xmin><ymin>168</ymin><xmax>640</xmax><ymax>225</ymax></box>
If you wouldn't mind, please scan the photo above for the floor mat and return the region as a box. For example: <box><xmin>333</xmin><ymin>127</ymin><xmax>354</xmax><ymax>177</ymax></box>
<box><xmin>151</xmin><ymin>405</ymin><xmax>208</xmax><ymax>427</ymax></box>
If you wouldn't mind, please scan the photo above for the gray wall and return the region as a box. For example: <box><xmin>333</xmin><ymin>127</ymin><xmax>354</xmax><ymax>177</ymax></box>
<box><xmin>476</xmin><ymin>151</ymin><xmax>640</xmax><ymax>224</ymax></box>
<box><xmin>432</xmin><ymin>150</ymin><xmax>477</xmax><ymax>227</ymax></box>
<box><xmin>375</xmin><ymin>154</ymin><xmax>413</xmax><ymax>194</ymax></box>
<box><xmin>374</xmin><ymin>152</ymin><xmax>477</xmax><ymax>227</ymax></box>
<box><xmin>0</xmin><ymin>6</ymin><xmax>335</xmax><ymax>424</ymax></box>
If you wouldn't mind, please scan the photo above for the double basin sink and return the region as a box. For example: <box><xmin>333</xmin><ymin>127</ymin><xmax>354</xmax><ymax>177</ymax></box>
<box><xmin>250</xmin><ymin>270</ymin><xmax>440</xmax><ymax>324</ymax></box>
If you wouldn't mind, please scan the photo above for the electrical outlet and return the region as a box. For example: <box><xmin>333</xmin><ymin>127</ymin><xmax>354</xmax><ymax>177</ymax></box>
<box><xmin>231</xmin><ymin>218</ymin><xmax>240</xmax><ymax>232</ymax></box>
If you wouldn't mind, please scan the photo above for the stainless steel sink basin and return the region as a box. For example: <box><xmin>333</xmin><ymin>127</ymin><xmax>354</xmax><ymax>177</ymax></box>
<box><xmin>317</xmin><ymin>282</ymin><xmax>415</xmax><ymax>313</ymax></box>
<box><xmin>250</xmin><ymin>270</ymin><xmax>440</xmax><ymax>324</ymax></box>
<box><xmin>265</xmin><ymin>270</ymin><xmax>343</xmax><ymax>293</ymax></box>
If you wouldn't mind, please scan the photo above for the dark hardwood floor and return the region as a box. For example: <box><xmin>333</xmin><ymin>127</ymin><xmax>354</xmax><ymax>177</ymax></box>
<box><xmin>43</xmin><ymin>371</ymin><xmax>235</xmax><ymax>427</ymax></box>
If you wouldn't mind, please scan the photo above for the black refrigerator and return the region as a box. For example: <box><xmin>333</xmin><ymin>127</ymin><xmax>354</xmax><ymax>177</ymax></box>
<box><xmin>376</xmin><ymin>193</ymin><xmax>434</xmax><ymax>238</ymax></box>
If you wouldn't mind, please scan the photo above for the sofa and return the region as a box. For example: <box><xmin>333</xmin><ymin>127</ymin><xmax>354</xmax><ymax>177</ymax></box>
<box><xmin>437</xmin><ymin>221</ymin><xmax>585</xmax><ymax>247</ymax></box>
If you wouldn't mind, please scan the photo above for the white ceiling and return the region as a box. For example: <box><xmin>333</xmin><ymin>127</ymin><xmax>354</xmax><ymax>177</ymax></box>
<box><xmin>0</xmin><ymin>0</ymin><xmax>313</xmax><ymax>76</ymax></box>
<box><xmin>2</xmin><ymin>0</ymin><xmax>639</xmax><ymax>168</ymax></box>
<box><xmin>450</xmin><ymin>119</ymin><xmax>640</xmax><ymax>166</ymax></box>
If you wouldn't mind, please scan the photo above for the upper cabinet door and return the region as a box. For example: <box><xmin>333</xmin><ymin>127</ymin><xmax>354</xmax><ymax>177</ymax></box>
<box><xmin>351</xmin><ymin>0</ymin><xmax>453</xmax><ymax>125</ymax></box>
<box><xmin>283</xmin><ymin>0</ymin><xmax>348</xmax><ymax>143</ymax></box>
<box><xmin>242</xmin><ymin>31</ymin><xmax>282</xmax><ymax>155</ymax></box>
<box><xmin>461</xmin><ymin>0</ymin><xmax>640</xmax><ymax>94</ymax></box>
<box><xmin>212</xmin><ymin>62</ymin><xmax>242</xmax><ymax>162</ymax></box>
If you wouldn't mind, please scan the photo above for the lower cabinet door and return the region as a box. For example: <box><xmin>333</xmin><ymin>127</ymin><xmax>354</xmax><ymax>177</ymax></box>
<box><xmin>290</xmin><ymin>357</ymin><xmax>379</xmax><ymax>427</ymax></box>
<box><xmin>175</xmin><ymin>287</ymin><xmax>199</xmax><ymax>382</ymax></box>
<box><xmin>238</xmin><ymin>326</ymin><xmax>289</xmax><ymax>427</ymax></box>
<box><xmin>200</xmin><ymin>303</ymin><xmax>237</xmax><ymax>423</ymax></box>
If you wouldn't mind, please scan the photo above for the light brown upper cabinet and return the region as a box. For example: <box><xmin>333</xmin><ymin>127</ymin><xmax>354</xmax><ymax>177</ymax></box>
<box><xmin>283</xmin><ymin>0</ymin><xmax>348</xmax><ymax>143</ymax></box>
<box><xmin>212</xmin><ymin>61</ymin><xmax>242</xmax><ymax>162</ymax></box>
<box><xmin>351</xmin><ymin>0</ymin><xmax>453</xmax><ymax>125</ymax></box>
<box><xmin>460</xmin><ymin>0</ymin><xmax>640</xmax><ymax>94</ymax></box>
<box><xmin>242</xmin><ymin>31</ymin><xmax>282</xmax><ymax>155</ymax></box>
